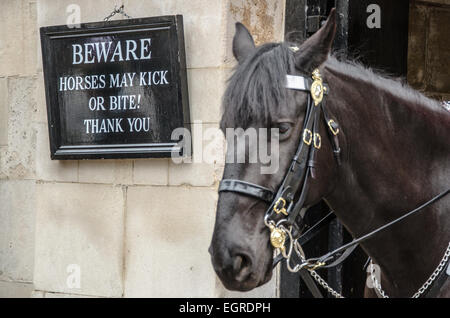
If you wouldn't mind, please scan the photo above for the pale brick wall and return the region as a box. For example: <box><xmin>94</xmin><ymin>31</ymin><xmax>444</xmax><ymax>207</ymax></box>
<box><xmin>0</xmin><ymin>0</ymin><xmax>38</xmax><ymax>298</ymax></box>
<box><xmin>0</xmin><ymin>0</ymin><xmax>285</xmax><ymax>298</ymax></box>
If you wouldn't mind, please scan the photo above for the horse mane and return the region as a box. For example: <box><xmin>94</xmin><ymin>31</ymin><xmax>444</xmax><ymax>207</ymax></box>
<box><xmin>221</xmin><ymin>41</ymin><xmax>447</xmax><ymax>131</ymax></box>
<box><xmin>324</xmin><ymin>56</ymin><xmax>445</xmax><ymax>114</ymax></box>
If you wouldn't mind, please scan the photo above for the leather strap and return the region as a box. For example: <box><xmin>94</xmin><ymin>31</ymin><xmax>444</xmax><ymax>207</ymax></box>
<box><xmin>219</xmin><ymin>179</ymin><xmax>275</xmax><ymax>203</ymax></box>
<box><xmin>297</xmin><ymin>212</ymin><xmax>336</xmax><ymax>246</ymax></box>
<box><xmin>299</xmin><ymin>268</ymin><xmax>324</xmax><ymax>298</ymax></box>
<box><xmin>306</xmin><ymin>189</ymin><xmax>450</xmax><ymax>268</ymax></box>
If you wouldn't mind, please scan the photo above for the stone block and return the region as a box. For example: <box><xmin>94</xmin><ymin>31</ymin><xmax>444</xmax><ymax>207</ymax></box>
<box><xmin>125</xmin><ymin>0</ymin><xmax>226</xmax><ymax>69</ymax></box>
<box><xmin>188</xmin><ymin>68</ymin><xmax>226</xmax><ymax>123</ymax></box>
<box><xmin>37</xmin><ymin>0</ymin><xmax>131</xmax><ymax>27</ymax></box>
<box><xmin>225</xmin><ymin>0</ymin><xmax>286</xmax><ymax>66</ymax></box>
<box><xmin>35</xmin><ymin>123</ymin><xmax>78</xmax><ymax>182</ymax></box>
<box><xmin>168</xmin><ymin>123</ymin><xmax>225</xmax><ymax>187</ymax></box>
<box><xmin>124</xmin><ymin>186</ymin><xmax>218</xmax><ymax>297</ymax></box>
<box><xmin>133</xmin><ymin>158</ymin><xmax>169</xmax><ymax>186</ymax></box>
<box><xmin>0</xmin><ymin>281</ymin><xmax>34</xmax><ymax>298</ymax></box>
<box><xmin>33</xmin><ymin>182</ymin><xmax>125</xmax><ymax>297</ymax></box>
<box><xmin>30</xmin><ymin>290</ymin><xmax>44</xmax><ymax>298</ymax></box>
<box><xmin>0</xmin><ymin>180</ymin><xmax>36</xmax><ymax>282</ymax></box>
<box><xmin>43</xmin><ymin>291</ymin><xmax>102</xmax><ymax>298</ymax></box>
<box><xmin>0</xmin><ymin>78</ymin><xmax>8</xmax><ymax>146</ymax></box>
<box><xmin>34</xmin><ymin>72</ymin><xmax>48</xmax><ymax>124</ymax></box>
<box><xmin>37</xmin><ymin>0</ymin><xmax>226</xmax><ymax>69</ymax></box>
<box><xmin>78</xmin><ymin>160</ymin><xmax>133</xmax><ymax>185</ymax></box>
<box><xmin>0</xmin><ymin>77</ymin><xmax>36</xmax><ymax>180</ymax></box>
<box><xmin>0</xmin><ymin>0</ymin><xmax>37</xmax><ymax>76</ymax></box>
<box><xmin>31</xmin><ymin>290</ymin><xmax>102</xmax><ymax>298</ymax></box>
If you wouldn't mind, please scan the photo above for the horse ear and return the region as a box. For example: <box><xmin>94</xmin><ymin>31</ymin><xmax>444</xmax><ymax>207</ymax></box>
<box><xmin>294</xmin><ymin>8</ymin><xmax>337</xmax><ymax>72</ymax></box>
<box><xmin>233</xmin><ymin>22</ymin><xmax>256</xmax><ymax>63</ymax></box>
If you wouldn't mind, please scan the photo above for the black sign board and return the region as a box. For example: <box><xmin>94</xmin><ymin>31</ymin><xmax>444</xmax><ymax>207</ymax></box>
<box><xmin>40</xmin><ymin>15</ymin><xmax>190</xmax><ymax>159</ymax></box>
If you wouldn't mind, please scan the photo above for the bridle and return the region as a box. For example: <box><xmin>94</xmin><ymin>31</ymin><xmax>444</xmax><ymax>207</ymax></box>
<box><xmin>219</xmin><ymin>67</ymin><xmax>342</xmax><ymax>267</ymax></box>
<box><xmin>218</xmin><ymin>65</ymin><xmax>450</xmax><ymax>297</ymax></box>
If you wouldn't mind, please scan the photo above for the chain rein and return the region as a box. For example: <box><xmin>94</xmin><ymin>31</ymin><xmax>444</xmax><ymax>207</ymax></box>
<box><xmin>370</xmin><ymin>242</ymin><xmax>450</xmax><ymax>298</ymax></box>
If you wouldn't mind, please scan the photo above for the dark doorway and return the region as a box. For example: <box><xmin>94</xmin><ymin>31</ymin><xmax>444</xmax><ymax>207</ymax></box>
<box><xmin>281</xmin><ymin>0</ymin><xmax>410</xmax><ymax>298</ymax></box>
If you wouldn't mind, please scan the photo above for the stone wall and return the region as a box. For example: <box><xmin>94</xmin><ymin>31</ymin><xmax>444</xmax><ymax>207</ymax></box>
<box><xmin>408</xmin><ymin>0</ymin><xmax>450</xmax><ymax>101</ymax></box>
<box><xmin>0</xmin><ymin>0</ymin><xmax>285</xmax><ymax>298</ymax></box>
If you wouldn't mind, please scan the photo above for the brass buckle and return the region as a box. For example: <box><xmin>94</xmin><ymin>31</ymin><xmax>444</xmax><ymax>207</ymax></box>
<box><xmin>313</xmin><ymin>133</ymin><xmax>321</xmax><ymax>149</ymax></box>
<box><xmin>307</xmin><ymin>261</ymin><xmax>326</xmax><ymax>271</ymax></box>
<box><xmin>311</xmin><ymin>69</ymin><xmax>324</xmax><ymax>106</ymax></box>
<box><xmin>303</xmin><ymin>129</ymin><xmax>312</xmax><ymax>146</ymax></box>
<box><xmin>269</xmin><ymin>224</ymin><xmax>286</xmax><ymax>252</ymax></box>
<box><xmin>273</xmin><ymin>197</ymin><xmax>288</xmax><ymax>216</ymax></box>
<box><xmin>327</xmin><ymin>119</ymin><xmax>339</xmax><ymax>136</ymax></box>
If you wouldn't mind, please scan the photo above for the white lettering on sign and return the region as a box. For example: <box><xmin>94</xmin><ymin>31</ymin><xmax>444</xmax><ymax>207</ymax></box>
<box><xmin>109</xmin><ymin>73</ymin><xmax>136</xmax><ymax>88</ymax></box>
<box><xmin>139</xmin><ymin>71</ymin><xmax>169</xmax><ymax>86</ymax></box>
<box><xmin>60</xmin><ymin>35</ymin><xmax>175</xmax><ymax>138</ymax></box>
<box><xmin>83</xmin><ymin>118</ymin><xmax>125</xmax><ymax>134</ymax></box>
<box><xmin>59</xmin><ymin>74</ymin><xmax>106</xmax><ymax>91</ymax></box>
<box><xmin>58</xmin><ymin>71</ymin><xmax>169</xmax><ymax>92</ymax></box>
<box><xmin>109</xmin><ymin>94</ymin><xmax>141</xmax><ymax>110</ymax></box>
<box><xmin>83</xmin><ymin>117</ymin><xmax>150</xmax><ymax>134</ymax></box>
<box><xmin>127</xmin><ymin>117</ymin><xmax>150</xmax><ymax>132</ymax></box>
<box><xmin>72</xmin><ymin>38</ymin><xmax>152</xmax><ymax>64</ymax></box>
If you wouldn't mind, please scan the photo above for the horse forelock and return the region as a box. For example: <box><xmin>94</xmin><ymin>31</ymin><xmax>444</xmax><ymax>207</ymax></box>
<box><xmin>220</xmin><ymin>42</ymin><xmax>296</xmax><ymax>131</ymax></box>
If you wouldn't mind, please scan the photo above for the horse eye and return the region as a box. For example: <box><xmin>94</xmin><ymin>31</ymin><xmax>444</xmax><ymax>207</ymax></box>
<box><xmin>276</xmin><ymin>122</ymin><xmax>291</xmax><ymax>134</ymax></box>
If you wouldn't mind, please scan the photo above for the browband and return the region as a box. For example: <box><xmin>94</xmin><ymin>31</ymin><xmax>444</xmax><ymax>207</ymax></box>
<box><xmin>285</xmin><ymin>74</ymin><xmax>329</xmax><ymax>93</ymax></box>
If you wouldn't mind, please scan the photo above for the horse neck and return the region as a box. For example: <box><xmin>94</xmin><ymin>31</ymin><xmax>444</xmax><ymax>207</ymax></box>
<box><xmin>322</xmin><ymin>60</ymin><xmax>450</xmax><ymax>297</ymax></box>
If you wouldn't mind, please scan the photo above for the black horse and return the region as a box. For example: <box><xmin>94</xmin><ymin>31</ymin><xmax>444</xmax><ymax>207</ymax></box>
<box><xmin>209</xmin><ymin>9</ymin><xmax>450</xmax><ymax>297</ymax></box>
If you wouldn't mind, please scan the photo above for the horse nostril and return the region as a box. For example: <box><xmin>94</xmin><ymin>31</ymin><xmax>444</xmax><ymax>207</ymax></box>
<box><xmin>232</xmin><ymin>254</ymin><xmax>252</xmax><ymax>282</ymax></box>
<box><xmin>233</xmin><ymin>255</ymin><xmax>243</xmax><ymax>271</ymax></box>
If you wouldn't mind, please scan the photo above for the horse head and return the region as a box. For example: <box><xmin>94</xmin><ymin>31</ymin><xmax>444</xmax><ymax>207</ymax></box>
<box><xmin>209</xmin><ymin>9</ymin><xmax>340</xmax><ymax>291</ymax></box>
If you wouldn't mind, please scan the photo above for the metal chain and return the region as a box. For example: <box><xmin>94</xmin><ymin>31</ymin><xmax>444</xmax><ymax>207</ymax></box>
<box><xmin>370</xmin><ymin>241</ymin><xmax>450</xmax><ymax>298</ymax></box>
<box><xmin>276</xmin><ymin>221</ymin><xmax>450</xmax><ymax>298</ymax></box>
<box><xmin>308</xmin><ymin>269</ymin><xmax>344</xmax><ymax>298</ymax></box>
<box><xmin>275</xmin><ymin>227</ymin><xmax>345</xmax><ymax>298</ymax></box>
<box><xmin>104</xmin><ymin>4</ymin><xmax>133</xmax><ymax>21</ymax></box>
<box><xmin>369</xmin><ymin>261</ymin><xmax>388</xmax><ymax>298</ymax></box>
<box><xmin>443</xmin><ymin>101</ymin><xmax>450</xmax><ymax>112</ymax></box>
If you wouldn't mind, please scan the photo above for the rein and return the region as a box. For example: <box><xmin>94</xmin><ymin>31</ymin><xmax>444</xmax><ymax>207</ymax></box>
<box><xmin>218</xmin><ymin>67</ymin><xmax>450</xmax><ymax>298</ymax></box>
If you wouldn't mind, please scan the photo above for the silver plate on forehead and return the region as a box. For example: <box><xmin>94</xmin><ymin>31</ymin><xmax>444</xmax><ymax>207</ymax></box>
<box><xmin>285</xmin><ymin>75</ymin><xmax>309</xmax><ymax>91</ymax></box>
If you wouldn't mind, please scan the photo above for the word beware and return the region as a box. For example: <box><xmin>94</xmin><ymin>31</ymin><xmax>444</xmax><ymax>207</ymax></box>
<box><xmin>72</xmin><ymin>38</ymin><xmax>152</xmax><ymax>64</ymax></box>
